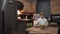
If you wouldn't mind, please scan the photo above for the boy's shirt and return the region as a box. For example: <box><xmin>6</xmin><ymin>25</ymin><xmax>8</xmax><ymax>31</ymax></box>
<box><xmin>37</xmin><ymin>18</ymin><xmax>48</xmax><ymax>26</ymax></box>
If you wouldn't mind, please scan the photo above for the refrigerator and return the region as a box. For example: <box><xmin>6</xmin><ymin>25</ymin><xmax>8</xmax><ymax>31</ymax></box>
<box><xmin>1</xmin><ymin>0</ymin><xmax>17</xmax><ymax>34</ymax></box>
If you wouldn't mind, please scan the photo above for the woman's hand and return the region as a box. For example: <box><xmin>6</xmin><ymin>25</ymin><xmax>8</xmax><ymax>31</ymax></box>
<box><xmin>17</xmin><ymin>17</ymin><xmax>22</xmax><ymax>20</ymax></box>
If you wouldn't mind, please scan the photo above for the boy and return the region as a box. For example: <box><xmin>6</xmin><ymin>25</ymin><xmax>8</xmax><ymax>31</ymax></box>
<box><xmin>36</xmin><ymin>11</ymin><xmax>49</xmax><ymax>29</ymax></box>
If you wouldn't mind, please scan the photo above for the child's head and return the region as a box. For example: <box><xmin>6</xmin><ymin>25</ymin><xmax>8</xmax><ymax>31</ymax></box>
<box><xmin>40</xmin><ymin>11</ymin><xmax>45</xmax><ymax>18</ymax></box>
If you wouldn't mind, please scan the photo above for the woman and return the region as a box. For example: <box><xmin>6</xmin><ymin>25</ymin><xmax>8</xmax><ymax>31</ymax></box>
<box><xmin>16</xmin><ymin>1</ymin><xmax>26</xmax><ymax>34</ymax></box>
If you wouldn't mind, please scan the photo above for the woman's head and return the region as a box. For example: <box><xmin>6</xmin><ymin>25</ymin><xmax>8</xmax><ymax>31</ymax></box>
<box><xmin>17</xmin><ymin>1</ymin><xmax>24</xmax><ymax>11</ymax></box>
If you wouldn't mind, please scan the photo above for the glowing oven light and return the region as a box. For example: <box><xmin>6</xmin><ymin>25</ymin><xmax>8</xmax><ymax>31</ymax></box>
<box><xmin>20</xmin><ymin>10</ymin><xmax>24</xmax><ymax>13</ymax></box>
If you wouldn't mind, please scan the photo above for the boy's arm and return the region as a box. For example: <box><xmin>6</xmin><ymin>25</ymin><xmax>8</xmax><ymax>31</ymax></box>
<box><xmin>36</xmin><ymin>19</ymin><xmax>40</xmax><ymax>26</ymax></box>
<box><xmin>34</xmin><ymin>19</ymin><xmax>39</xmax><ymax>26</ymax></box>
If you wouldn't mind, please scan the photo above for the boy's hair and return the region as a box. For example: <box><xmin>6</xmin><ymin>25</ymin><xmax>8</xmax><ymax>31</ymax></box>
<box><xmin>40</xmin><ymin>11</ymin><xmax>44</xmax><ymax>15</ymax></box>
<box><xmin>17</xmin><ymin>1</ymin><xmax>24</xmax><ymax>10</ymax></box>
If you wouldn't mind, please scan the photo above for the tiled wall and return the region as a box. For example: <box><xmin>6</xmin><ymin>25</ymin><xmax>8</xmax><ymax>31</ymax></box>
<box><xmin>50</xmin><ymin>0</ymin><xmax>60</xmax><ymax>14</ymax></box>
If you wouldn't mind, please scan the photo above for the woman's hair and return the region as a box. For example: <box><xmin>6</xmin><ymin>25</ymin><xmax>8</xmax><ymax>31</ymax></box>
<box><xmin>17</xmin><ymin>1</ymin><xmax>24</xmax><ymax>10</ymax></box>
